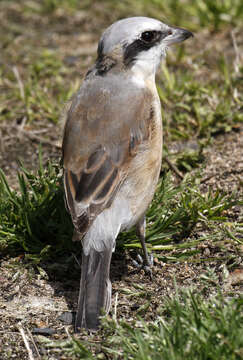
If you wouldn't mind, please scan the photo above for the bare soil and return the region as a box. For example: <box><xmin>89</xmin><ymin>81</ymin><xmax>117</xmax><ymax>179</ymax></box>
<box><xmin>0</xmin><ymin>2</ymin><xmax>242</xmax><ymax>358</ymax></box>
<box><xmin>0</xmin><ymin>128</ymin><xmax>242</xmax><ymax>359</ymax></box>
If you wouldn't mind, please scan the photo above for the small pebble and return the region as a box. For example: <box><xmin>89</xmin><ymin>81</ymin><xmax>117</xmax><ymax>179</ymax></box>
<box><xmin>58</xmin><ymin>311</ymin><xmax>75</xmax><ymax>325</ymax></box>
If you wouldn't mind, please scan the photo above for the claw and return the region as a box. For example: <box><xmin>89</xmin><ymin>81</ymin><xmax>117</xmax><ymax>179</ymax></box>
<box><xmin>147</xmin><ymin>253</ymin><xmax>154</xmax><ymax>267</ymax></box>
<box><xmin>131</xmin><ymin>258</ymin><xmax>142</xmax><ymax>270</ymax></box>
<box><xmin>136</xmin><ymin>254</ymin><xmax>143</xmax><ymax>264</ymax></box>
<box><xmin>143</xmin><ymin>265</ymin><xmax>153</xmax><ymax>280</ymax></box>
<box><xmin>131</xmin><ymin>252</ymin><xmax>154</xmax><ymax>280</ymax></box>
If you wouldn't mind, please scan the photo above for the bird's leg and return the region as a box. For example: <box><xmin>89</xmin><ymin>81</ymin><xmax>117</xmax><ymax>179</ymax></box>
<box><xmin>136</xmin><ymin>216</ymin><xmax>151</xmax><ymax>266</ymax></box>
<box><xmin>134</xmin><ymin>215</ymin><xmax>153</xmax><ymax>278</ymax></box>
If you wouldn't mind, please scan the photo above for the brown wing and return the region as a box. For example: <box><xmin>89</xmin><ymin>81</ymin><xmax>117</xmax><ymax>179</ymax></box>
<box><xmin>62</xmin><ymin>76</ymin><xmax>154</xmax><ymax>236</ymax></box>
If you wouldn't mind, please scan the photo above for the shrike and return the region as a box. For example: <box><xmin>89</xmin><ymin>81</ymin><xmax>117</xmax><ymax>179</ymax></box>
<box><xmin>62</xmin><ymin>17</ymin><xmax>193</xmax><ymax>331</ymax></box>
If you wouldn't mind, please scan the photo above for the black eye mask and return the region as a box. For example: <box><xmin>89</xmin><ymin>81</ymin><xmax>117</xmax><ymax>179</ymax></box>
<box><xmin>123</xmin><ymin>30</ymin><xmax>171</xmax><ymax>66</ymax></box>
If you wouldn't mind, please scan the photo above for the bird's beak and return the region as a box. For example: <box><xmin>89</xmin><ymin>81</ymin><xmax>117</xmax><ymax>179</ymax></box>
<box><xmin>165</xmin><ymin>26</ymin><xmax>193</xmax><ymax>45</ymax></box>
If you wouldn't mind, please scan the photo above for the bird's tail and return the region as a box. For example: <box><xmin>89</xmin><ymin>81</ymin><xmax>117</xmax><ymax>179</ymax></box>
<box><xmin>75</xmin><ymin>247</ymin><xmax>112</xmax><ymax>331</ymax></box>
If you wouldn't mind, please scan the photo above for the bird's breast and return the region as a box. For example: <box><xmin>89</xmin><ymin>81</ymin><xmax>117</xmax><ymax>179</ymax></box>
<box><xmin>121</xmin><ymin>94</ymin><xmax>162</xmax><ymax>227</ymax></box>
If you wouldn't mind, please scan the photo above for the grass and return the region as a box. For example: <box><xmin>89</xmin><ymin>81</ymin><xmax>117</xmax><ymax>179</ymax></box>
<box><xmin>0</xmin><ymin>153</ymin><xmax>240</xmax><ymax>261</ymax></box>
<box><xmin>0</xmin><ymin>5</ymin><xmax>242</xmax><ymax>189</ymax></box>
<box><xmin>38</xmin><ymin>289</ymin><xmax>243</xmax><ymax>359</ymax></box>
<box><xmin>0</xmin><ymin>150</ymin><xmax>73</xmax><ymax>259</ymax></box>
<box><xmin>0</xmin><ymin>0</ymin><xmax>243</xmax><ymax>359</ymax></box>
<box><xmin>102</xmin><ymin>290</ymin><xmax>243</xmax><ymax>360</ymax></box>
<box><xmin>158</xmin><ymin>59</ymin><xmax>243</xmax><ymax>142</ymax></box>
<box><xmin>1</xmin><ymin>0</ymin><xmax>242</xmax><ymax>137</ymax></box>
<box><xmin>39</xmin><ymin>0</ymin><xmax>243</xmax><ymax>30</ymax></box>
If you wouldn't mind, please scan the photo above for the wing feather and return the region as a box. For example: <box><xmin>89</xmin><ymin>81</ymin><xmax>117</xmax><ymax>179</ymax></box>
<box><xmin>62</xmin><ymin>76</ymin><xmax>154</xmax><ymax>237</ymax></box>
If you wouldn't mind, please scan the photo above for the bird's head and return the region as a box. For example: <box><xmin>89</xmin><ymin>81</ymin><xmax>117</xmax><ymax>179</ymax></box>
<box><xmin>96</xmin><ymin>17</ymin><xmax>193</xmax><ymax>79</ymax></box>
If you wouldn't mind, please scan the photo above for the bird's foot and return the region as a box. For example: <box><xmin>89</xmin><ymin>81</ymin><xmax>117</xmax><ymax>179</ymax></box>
<box><xmin>131</xmin><ymin>253</ymin><xmax>153</xmax><ymax>280</ymax></box>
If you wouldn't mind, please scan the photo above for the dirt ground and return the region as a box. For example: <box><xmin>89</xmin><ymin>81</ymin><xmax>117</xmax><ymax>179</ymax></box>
<box><xmin>0</xmin><ymin>2</ymin><xmax>243</xmax><ymax>359</ymax></box>
<box><xmin>0</xmin><ymin>127</ymin><xmax>242</xmax><ymax>359</ymax></box>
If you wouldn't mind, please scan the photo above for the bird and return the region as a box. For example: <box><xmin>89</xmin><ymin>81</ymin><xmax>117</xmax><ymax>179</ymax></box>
<box><xmin>62</xmin><ymin>16</ymin><xmax>193</xmax><ymax>331</ymax></box>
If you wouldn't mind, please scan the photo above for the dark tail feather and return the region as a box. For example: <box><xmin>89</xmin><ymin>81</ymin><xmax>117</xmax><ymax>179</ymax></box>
<box><xmin>75</xmin><ymin>247</ymin><xmax>112</xmax><ymax>331</ymax></box>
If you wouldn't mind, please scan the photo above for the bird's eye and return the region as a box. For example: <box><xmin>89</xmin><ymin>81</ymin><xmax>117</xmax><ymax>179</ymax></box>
<box><xmin>141</xmin><ymin>31</ymin><xmax>157</xmax><ymax>43</ymax></box>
